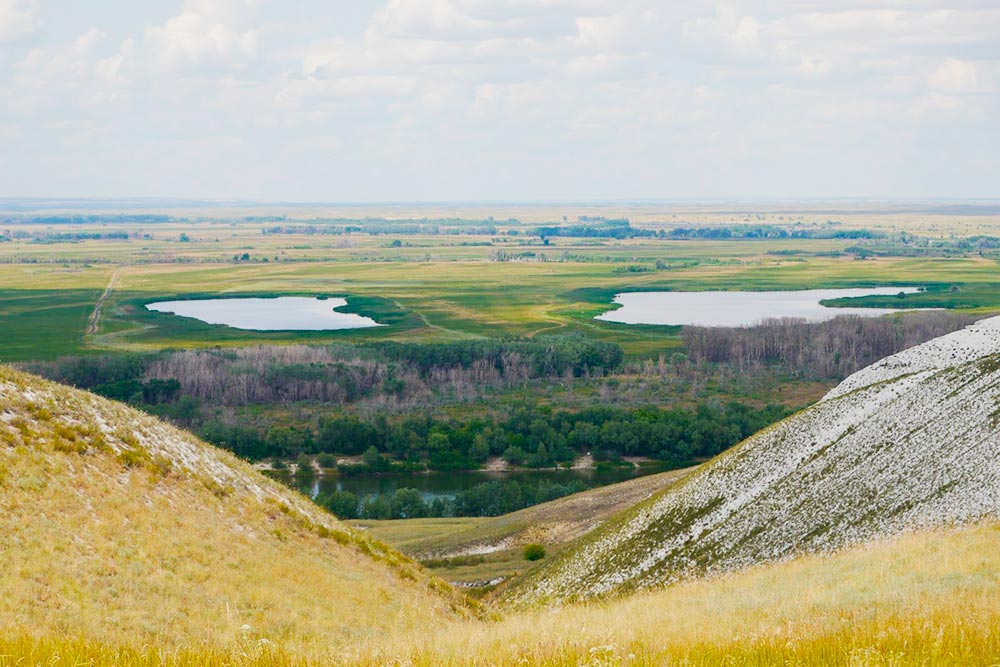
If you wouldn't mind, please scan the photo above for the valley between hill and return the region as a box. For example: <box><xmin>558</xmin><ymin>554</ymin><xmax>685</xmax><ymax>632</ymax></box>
<box><xmin>3</xmin><ymin>315</ymin><xmax>1000</xmax><ymax>665</ymax></box>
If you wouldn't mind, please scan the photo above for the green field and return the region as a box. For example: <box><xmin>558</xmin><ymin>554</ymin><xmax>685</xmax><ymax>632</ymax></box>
<box><xmin>3</xmin><ymin>204</ymin><xmax>999</xmax><ymax>361</ymax></box>
<box><xmin>0</xmin><ymin>266</ymin><xmax>114</xmax><ymax>361</ymax></box>
<box><xmin>2</xmin><ymin>253</ymin><xmax>998</xmax><ymax>361</ymax></box>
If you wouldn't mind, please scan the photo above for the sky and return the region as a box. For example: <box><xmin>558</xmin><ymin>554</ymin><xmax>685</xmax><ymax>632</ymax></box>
<box><xmin>0</xmin><ymin>0</ymin><xmax>998</xmax><ymax>202</ymax></box>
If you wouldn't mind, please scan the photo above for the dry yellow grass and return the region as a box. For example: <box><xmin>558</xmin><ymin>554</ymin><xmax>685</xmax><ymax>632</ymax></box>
<box><xmin>0</xmin><ymin>366</ymin><xmax>466</xmax><ymax>656</ymax></box>
<box><xmin>3</xmin><ymin>367</ymin><xmax>1000</xmax><ymax>665</ymax></box>
<box><xmin>3</xmin><ymin>522</ymin><xmax>1000</xmax><ymax>665</ymax></box>
<box><xmin>339</xmin><ymin>522</ymin><xmax>1000</xmax><ymax>666</ymax></box>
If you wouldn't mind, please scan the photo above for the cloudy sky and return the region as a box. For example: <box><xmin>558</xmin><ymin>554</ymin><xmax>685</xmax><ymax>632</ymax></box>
<box><xmin>0</xmin><ymin>0</ymin><xmax>997</xmax><ymax>201</ymax></box>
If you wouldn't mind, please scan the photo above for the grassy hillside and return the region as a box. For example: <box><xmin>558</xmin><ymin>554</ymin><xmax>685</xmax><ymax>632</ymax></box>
<box><xmin>0</xmin><ymin>366</ymin><xmax>466</xmax><ymax>652</ymax></box>
<box><xmin>6</xmin><ymin>318</ymin><xmax>1000</xmax><ymax>665</ymax></box>
<box><xmin>506</xmin><ymin>315</ymin><xmax>1000</xmax><ymax>605</ymax></box>
<box><xmin>4</xmin><ymin>521</ymin><xmax>1000</xmax><ymax>665</ymax></box>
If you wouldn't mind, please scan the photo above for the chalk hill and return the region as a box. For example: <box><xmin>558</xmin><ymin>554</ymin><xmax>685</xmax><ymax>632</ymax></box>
<box><xmin>509</xmin><ymin>316</ymin><xmax>1000</xmax><ymax>605</ymax></box>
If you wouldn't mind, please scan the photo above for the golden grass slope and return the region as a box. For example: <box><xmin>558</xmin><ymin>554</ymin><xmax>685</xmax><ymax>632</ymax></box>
<box><xmin>0</xmin><ymin>366</ymin><xmax>466</xmax><ymax>654</ymax></box>
<box><xmin>4</xmin><ymin>521</ymin><xmax>1000</xmax><ymax>665</ymax></box>
<box><xmin>357</xmin><ymin>522</ymin><xmax>1000</xmax><ymax>666</ymax></box>
<box><xmin>5</xmin><ymin>366</ymin><xmax>1000</xmax><ymax>665</ymax></box>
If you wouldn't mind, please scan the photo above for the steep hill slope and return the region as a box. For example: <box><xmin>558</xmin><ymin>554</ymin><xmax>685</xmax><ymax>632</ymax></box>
<box><xmin>0</xmin><ymin>366</ymin><xmax>465</xmax><ymax>651</ymax></box>
<box><xmin>508</xmin><ymin>315</ymin><xmax>1000</xmax><ymax>605</ymax></box>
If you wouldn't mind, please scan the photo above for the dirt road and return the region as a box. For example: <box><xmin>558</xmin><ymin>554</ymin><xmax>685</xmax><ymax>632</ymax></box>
<box><xmin>87</xmin><ymin>266</ymin><xmax>123</xmax><ymax>336</ymax></box>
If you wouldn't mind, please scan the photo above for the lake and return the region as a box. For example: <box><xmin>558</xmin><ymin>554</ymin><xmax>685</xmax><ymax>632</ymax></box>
<box><xmin>271</xmin><ymin>464</ymin><xmax>672</xmax><ymax>502</ymax></box>
<box><xmin>597</xmin><ymin>287</ymin><xmax>927</xmax><ymax>327</ymax></box>
<box><xmin>145</xmin><ymin>296</ymin><xmax>381</xmax><ymax>331</ymax></box>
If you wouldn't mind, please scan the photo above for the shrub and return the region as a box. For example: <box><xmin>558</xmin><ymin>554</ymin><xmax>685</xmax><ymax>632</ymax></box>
<box><xmin>296</xmin><ymin>453</ymin><xmax>315</xmax><ymax>476</ymax></box>
<box><xmin>317</xmin><ymin>491</ymin><xmax>360</xmax><ymax>519</ymax></box>
<box><xmin>523</xmin><ymin>543</ymin><xmax>546</xmax><ymax>561</ymax></box>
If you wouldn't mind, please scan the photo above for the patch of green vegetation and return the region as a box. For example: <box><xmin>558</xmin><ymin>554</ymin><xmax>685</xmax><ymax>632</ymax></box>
<box><xmin>820</xmin><ymin>282</ymin><xmax>1000</xmax><ymax>311</ymax></box>
<box><xmin>421</xmin><ymin>554</ymin><xmax>487</xmax><ymax>569</ymax></box>
<box><xmin>108</xmin><ymin>291</ymin><xmax>419</xmax><ymax>348</ymax></box>
<box><xmin>523</xmin><ymin>544</ymin><xmax>546</xmax><ymax>561</ymax></box>
<box><xmin>0</xmin><ymin>288</ymin><xmax>103</xmax><ymax>361</ymax></box>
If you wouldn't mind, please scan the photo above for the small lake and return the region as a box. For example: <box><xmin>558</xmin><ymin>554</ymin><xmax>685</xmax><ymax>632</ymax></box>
<box><xmin>272</xmin><ymin>465</ymin><xmax>672</xmax><ymax>502</ymax></box>
<box><xmin>597</xmin><ymin>287</ymin><xmax>927</xmax><ymax>327</ymax></box>
<box><xmin>145</xmin><ymin>296</ymin><xmax>381</xmax><ymax>331</ymax></box>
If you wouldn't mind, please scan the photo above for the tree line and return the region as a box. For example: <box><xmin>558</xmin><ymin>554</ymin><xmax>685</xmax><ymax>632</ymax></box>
<box><xmin>681</xmin><ymin>311</ymin><xmax>978</xmax><ymax>378</ymax></box>
<box><xmin>201</xmin><ymin>400</ymin><xmax>788</xmax><ymax>469</ymax></box>
<box><xmin>317</xmin><ymin>478</ymin><xmax>591</xmax><ymax>520</ymax></box>
<box><xmin>26</xmin><ymin>337</ymin><xmax>623</xmax><ymax>409</ymax></box>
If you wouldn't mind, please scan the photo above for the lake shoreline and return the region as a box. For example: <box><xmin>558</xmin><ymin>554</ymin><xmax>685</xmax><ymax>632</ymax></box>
<box><xmin>598</xmin><ymin>286</ymin><xmax>929</xmax><ymax>327</ymax></box>
<box><xmin>254</xmin><ymin>454</ymin><xmax>663</xmax><ymax>477</ymax></box>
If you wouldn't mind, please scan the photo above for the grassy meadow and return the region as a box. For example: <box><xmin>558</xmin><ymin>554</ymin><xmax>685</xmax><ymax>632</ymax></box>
<box><xmin>0</xmin><ymin>265</ymin><xmax>114</xmax><ymax>361</ymax></box>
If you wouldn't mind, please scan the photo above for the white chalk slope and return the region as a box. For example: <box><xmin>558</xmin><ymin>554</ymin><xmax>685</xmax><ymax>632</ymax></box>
<box><xmin>512</xmin><ymin>316</ymin><xmax>1000</xmax><ymax>605</ymax></box>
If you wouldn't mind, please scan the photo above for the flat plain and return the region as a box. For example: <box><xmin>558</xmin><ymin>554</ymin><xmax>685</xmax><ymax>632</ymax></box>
<box><xmin>3</xmin><ymin>202</ymin><xmax>999</xmax><ymax>361</ymax></box>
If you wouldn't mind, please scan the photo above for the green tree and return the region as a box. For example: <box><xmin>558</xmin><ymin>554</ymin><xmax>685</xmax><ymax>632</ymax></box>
<box><xmin>318</xmin><ymin>491</ymin><xmax>359</xmax><ymax>519</ymax></box>
<box><xmin>390</xmin><ymin>488</ymin><xmax>428</xmax><ymax>519</ymax></box>
<box><xmin>296</xmin><ymin>453</ymin><xmax>314</xmax><ymax>477</ymax></box>
<box><xmin>362</xmin><ymin>445</ymin><xmax>383</xmax><ymax>467</ymax></box>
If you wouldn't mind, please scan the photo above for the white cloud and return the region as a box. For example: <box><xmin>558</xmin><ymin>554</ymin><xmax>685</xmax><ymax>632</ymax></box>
<box><xmin>143</xmin><ymin>0</ymin><xmax>259</xmax><ymax>72</ymax></box>
<box><xmin>1</xmin><ymin>0</ymin><xmax>998</xmax><ymax>199</ymax></box>
<box><xmin>0</xmin><ymin>0</ymin><xmax>37</xmax><ymax>42</ymax></box>
<box><xmin>369</xmin><ymin>0</ymin><xmax>587</xmax><ymax>42</ymax></box>
<box><xmin>683</xmin><ymin>3</ymin><xmax>764</xmax><ymax>60</ymax></box>
<box><xmin>929</xmin><ymin>57</ymin><xmax>979</xmax><ymax>93</ymax></box>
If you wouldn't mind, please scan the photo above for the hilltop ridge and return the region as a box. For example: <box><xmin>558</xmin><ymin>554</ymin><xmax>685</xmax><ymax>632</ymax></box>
<box><xmin>508</xmin><ymin>316</ymin><xmax>1000</xmax><ymax>605</ymax></box>
<box><xmin>0</xmin><ymin>366</ymin><xmax>465</xmax><ymax>650</ymax></box>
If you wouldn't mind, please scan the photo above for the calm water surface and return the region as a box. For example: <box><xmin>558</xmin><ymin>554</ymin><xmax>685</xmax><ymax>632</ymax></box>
<box><xmin>273</xmin><ymin>465</ymin><xmax>672</xmax><ymax>502</ymax></box>
<box><xmin>597</xmin><ymin>287</ymin><xmax>927</xmax><ymax>327</ymax></box>
<box><xmin>145</xmin><ymin>296</ymin><xmax>381</xmax><ymax>331</ymax></box>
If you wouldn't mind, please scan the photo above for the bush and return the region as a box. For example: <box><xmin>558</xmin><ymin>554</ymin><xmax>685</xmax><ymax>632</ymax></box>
<box><xmin>523</xmin><ymin>543</ymin><xmax>546</xmax><ymax>561</ymax></box>
<box><xmin>296</xmin><ymin>453</ymin><xmax>315</xmax><ymax>476</ymax></box>
<box><xmin>317</xmin><ymin>491</ymin><xmax>360</xmax><ymax>519</ymax></box>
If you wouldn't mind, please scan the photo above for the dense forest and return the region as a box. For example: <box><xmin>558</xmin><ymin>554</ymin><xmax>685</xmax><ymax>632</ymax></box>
<box><xmin>31</xmin><ymin>337</ymin><xmax>622</xmax><ymax>408</ymax></box>
<box><xmin>203</xmin><ymin>400</ymin><xmax>789</xmax><ymax>468</ymax></box>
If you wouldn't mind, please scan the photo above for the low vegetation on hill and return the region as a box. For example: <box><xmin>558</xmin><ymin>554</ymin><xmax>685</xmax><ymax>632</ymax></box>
<box><xmin>0</xmin><ymin>367</ymin><xmax>466</xmax><ymax>652</ymax></box>
<box><xmin>354</xmin><ymin>466</ymin><xmax>693</xmax><ymax>587</ymax></box>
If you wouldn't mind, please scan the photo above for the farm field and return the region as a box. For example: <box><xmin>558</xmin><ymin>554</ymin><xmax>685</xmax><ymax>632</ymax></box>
<box><xmin>2</xmin><ymin>212</ymin><xmax>1000</xmax><ymax>361</ymax></box>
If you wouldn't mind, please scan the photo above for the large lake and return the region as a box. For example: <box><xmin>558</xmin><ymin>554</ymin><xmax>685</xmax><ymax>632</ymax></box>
<box><xmin>145</xmin><ymin>296</ymin><xmax>381</xmax><ymax>331</ymax></box>
<box><xmin>597</xmin><ymin>287</ymin><xmax>926</xmax><ymax>327</ymax></box>
<box><xmin>273</xmin><ymin>465</ymin><xmax>672</xmax><ymax>502</ymax></box>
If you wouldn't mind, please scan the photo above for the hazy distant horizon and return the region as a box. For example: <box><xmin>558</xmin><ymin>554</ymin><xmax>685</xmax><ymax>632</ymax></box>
<box><xmin>5</xmin><ymin>196</ymin><xmax>1000</xmax><ymax>222</ymax></box>
<box><xmin>4</xmin><ymin>196</ymin><xmax>1000</xmax><ymax>209</ymax></box>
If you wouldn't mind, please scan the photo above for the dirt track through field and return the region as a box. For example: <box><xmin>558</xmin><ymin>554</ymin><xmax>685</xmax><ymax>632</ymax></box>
<box><xmin>87</xmin><ymin>267</ymin><xmax>123</xmax><ymax>336</ymax></box>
